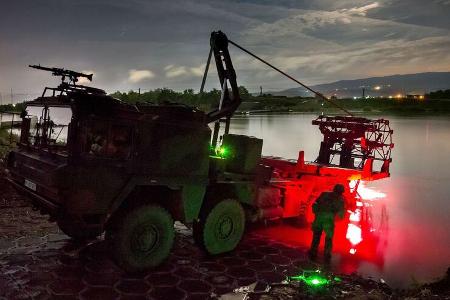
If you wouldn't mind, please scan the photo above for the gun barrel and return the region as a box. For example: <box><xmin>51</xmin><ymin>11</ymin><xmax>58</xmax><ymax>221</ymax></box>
<box><xmin>29</xmin><ymin>65</ymin><xmax>56</xmax><ymax>72</ymax></box>
<box><xmin>29</xmin><ymin>65</ymin><xmax>93</xmax><ymax>81</ymax></box>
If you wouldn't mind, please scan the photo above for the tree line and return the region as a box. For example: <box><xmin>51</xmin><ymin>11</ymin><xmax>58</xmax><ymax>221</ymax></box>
<box><xmin>1</xmin><ymin>87</ymin><xmax>449</xmax><ymax>115</ymax></box>
<box><xmin>425</xmin><ymin>89</ymin><xmax>450</xmax><ymax>99</ymax></box>
<box><xmin>110</xmin><ymin>86</ymin><xmax>251</xmax><ymax>111</ymax></box>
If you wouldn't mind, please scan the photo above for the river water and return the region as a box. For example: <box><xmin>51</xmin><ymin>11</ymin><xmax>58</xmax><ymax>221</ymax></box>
<box><xmin>229</xmin><ymin>113</ymin><xmax>450</xmax><ymax>287</ymax></box>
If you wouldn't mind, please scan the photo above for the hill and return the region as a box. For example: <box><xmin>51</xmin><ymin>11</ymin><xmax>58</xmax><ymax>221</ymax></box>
<box><xmin>271</xmin><ymin>72</ymin><xmax>450</xmax><ymax>98</ymax></box>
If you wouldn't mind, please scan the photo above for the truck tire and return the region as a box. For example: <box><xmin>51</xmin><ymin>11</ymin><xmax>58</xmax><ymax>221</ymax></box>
<box><xmin>57</xmin><ymin>215</ymin><xmax>102</xmax><ymax>241</ymax></box>
<box><xmin>107</xmin><ymin>204</ymin><xmax>174</xmax><ymax>272</ymax></box>
<box><xmin>193</xmin><ymin>198</ymin><xmax>245</xmax><ymax>255</ymax></box>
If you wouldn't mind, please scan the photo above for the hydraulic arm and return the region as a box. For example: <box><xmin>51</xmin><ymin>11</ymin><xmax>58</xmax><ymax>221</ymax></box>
<box><xmin>206</xmin><ymin>31</ymin><xmax>241</xmax><ymax>123</ymax></box>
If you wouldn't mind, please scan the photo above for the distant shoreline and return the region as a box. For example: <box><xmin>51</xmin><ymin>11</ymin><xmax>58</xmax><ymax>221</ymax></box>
<box><xmin>235</xmin><ymin>108</ymin><xmax>450</xmax><ymax>117</ymax></box>
<box><xmin>2</xmin><ymin>95</ymin><xmax>450</xmax><ymax>118</ymax></box>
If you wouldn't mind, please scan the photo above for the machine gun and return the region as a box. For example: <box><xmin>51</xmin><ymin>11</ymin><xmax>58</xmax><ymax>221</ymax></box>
<box><xmin>29</xmin><ymin>65</ymin><xmax>105</xmax><ymax>97</ymax></box>
<box><xmin>29</xmin><ymin>65</ymin><xmax>93</xmax><ymax>85</ymax></box>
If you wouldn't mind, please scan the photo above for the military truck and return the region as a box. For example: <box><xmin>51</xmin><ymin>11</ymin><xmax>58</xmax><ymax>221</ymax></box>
<box><xmin>5</xmin><ymin>31</ymin><xmax>273</xmax><ymax>272</ymax></box>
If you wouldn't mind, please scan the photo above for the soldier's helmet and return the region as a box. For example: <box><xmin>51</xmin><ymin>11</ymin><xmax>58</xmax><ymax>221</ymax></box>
<box><xmin>333</xmin><ymin>184</ymin><xmax>345</xmax><ymax>194</ymax></box>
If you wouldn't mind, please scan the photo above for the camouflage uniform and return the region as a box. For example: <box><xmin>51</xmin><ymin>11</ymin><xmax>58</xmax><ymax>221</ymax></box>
<box><xmin>309</xmin><ymin>190</ymin><xmax>345</xmax><ymax>261</ymax></box>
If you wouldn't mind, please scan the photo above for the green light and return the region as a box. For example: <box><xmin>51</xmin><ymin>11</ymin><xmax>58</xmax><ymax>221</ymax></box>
<box><xmin>290</xmin><ymin>275</ymin><xmax>305</xmax><ymax>281</ymax></box>
<box><xmin>305</xmin><ymin>276</ymin><xmax>328</xmax><ymax>287</ymax></box>
<box><xmin>217</xmin><ymin>146</ymin><xmax>230</xmax><ymax>158</ymax></box>
<box><xmin>289</xmin><ymin>272</ymin><xmax>329</xmax><ymax>288</ymax></box>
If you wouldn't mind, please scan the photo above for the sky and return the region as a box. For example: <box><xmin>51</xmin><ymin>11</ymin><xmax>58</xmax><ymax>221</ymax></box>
<box><xmin>0</xmin><ymin>0</ymin><xmax>449</xmax><ymax>101</ymax></box>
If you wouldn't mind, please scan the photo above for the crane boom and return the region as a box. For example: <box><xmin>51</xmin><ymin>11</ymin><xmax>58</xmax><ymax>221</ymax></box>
<box><xmin>206</xmin><ymin>31</ymin><xmax>242</xmax><ymax>123</ymax></box>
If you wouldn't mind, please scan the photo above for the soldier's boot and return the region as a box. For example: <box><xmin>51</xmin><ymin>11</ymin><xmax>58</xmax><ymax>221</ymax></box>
<box><xmin>308</xmin><ymin>230</ymin><xmax>322</xmax><ymax>260</ymax></box>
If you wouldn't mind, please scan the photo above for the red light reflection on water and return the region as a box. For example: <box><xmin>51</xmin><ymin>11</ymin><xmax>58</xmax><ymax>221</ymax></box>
<box><xmin>345</xmin><ymin>181</ymin><xmax>387</xmax><ymax>256</ymax></box>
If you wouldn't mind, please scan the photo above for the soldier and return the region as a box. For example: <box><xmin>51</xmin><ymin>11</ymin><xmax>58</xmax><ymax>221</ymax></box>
<box><xmin>89</xmin><ymin>135</ymin><xmax>106</xmax><ymax>155</ymax></box>
<box><xmin>308</xmin><ymin>184</ymin><xmax>345</xmax><ymax>263</ymax></box>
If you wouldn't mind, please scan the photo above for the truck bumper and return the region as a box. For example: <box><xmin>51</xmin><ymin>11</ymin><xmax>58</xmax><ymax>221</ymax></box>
<box><xmin>6</xmin><ymin>177</ymin><xmax>60</xmax><ymax>215</ymax></box>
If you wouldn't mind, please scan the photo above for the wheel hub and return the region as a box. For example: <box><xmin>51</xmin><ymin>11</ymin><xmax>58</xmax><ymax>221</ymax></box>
<box><xmin>217</xmin><ymin>215</ymin><xmax>233</xmax><ymax>239</ymax></box>
<box><xmin>132</xmin><ymin>225</ymin><xmax>158</xmax><ymax>253</ymax></box>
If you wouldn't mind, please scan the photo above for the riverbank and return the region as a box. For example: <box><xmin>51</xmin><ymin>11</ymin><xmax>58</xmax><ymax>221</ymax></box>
<box><xmin>236</xmin><ymin>97</ymin><xmax>450</xmax><ymax>116</ymax></box>
<box><xmin>2</xmin><ymin>93</ymin><xmax>450</xmax><ymax>117</ymax></box>
<box><xmin>220</xmin><ymin>269</ymin><xmax>450</xmax><ymax>299</ymax></box>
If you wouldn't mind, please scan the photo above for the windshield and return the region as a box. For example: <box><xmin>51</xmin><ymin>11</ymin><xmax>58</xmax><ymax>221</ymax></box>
<box><xmin>25</xmin><ymin>105</ymin><xmax>72</xmax><ymax>148</ymax></box>
<box><xmin>80</xmin><ymin>119</ymin><xmax>133</xmax><ymax>160</ymax></box>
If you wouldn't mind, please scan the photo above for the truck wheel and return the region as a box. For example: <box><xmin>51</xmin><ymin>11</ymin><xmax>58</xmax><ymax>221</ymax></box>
<box><xmin>57</xmin><ymin>215</ymin><xmax>102</xmax><ymax>240</ymax></box>
<box><xmin>108</xmin><ymin>204</ymin><xmax>174</xmax><ymax>272</ymax></box>
<box><xmin>193</xmin><ymin>199</ymin><xmax>245</xmax><ymax>255</ymax></box>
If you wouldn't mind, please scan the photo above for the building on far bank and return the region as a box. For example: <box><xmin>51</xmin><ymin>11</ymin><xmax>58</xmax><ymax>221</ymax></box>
<box><xmin>406</xmin><ymin>94</ymin><xmax>425</xmax><ymax>100</ymax></box>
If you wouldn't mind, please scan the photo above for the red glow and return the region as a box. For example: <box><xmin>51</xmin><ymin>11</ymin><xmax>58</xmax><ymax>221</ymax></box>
<box><xmin>349</xmin><ymin>209</ymin><xmax>361</xmax><ymax>222</ymax></box>
<box><xmin>344</xmin><ymin>181</ymin><xmax>387</xmax><ymax>255</ymax></box>
<box><xmin>352</xmin><ymin>181</ymin><xmax>386</xmax><ymax>200</ymax></box>
<box><xmin>259</xmin><ymin>115</ymin><xmax>393</xmax><ymax>271</ymax></box>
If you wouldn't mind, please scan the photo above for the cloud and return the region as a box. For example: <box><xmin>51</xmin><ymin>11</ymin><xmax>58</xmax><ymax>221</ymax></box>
<box><xmin>345</xmin><ymin>2</ymin><xmax>380</xmax><ymax>16</ymax></box>
<box><xmin>243</xmin><ymin>2</ymin><xmax>447</xmax><ymax>49</ymax></box>
<box><xmin>164</xmin><ymin>64</ymin><xmax>206</xmax><ymax>78</ymax></box>
<box><xmin>190</xmin><ymin>64</ymin><xmax>207</xmax><ymax>77</ymax></box>
<box><xmin>341</xmin><ymin>17</ymin><xmax>352</xmax><ymax>24</ymax></box>
<box><xmin>268</xmin><ymin>35</ymin><xmax>450</xmax><ymax>80</ymax></box>
<box><xmin>246</xmin><ymin>2</ymin><xmax>381</xmax><ymax>30</ymax></box>
<box><xmin>433</xmin><ymin>0</ymin><xmax>450</xmax><ymax>5</ymax></box>
<box><xmin>1</xmin><ymin>0</ymin><xmax>449</xmax><ymax>93</ymax></box>
<box><xmin>128</xmin><ymin>69</ymin><xmax>155</xmax><ymax>83</ymax></box>
<box><xmin>164</xmin><ymin>65</ymin><xmax>189</xmax><ymax>78</ymax></box>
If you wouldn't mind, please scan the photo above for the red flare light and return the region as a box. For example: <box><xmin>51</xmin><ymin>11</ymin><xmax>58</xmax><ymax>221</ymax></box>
<box><xmin>355</xmin><ymin>181</ymin><xmax>386</xmax><ymax>200</ymax></box>
<box><xmin>346</xmin><ymin>223</ymin><xmax>363</xmax><ymax>246</ymax></box>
